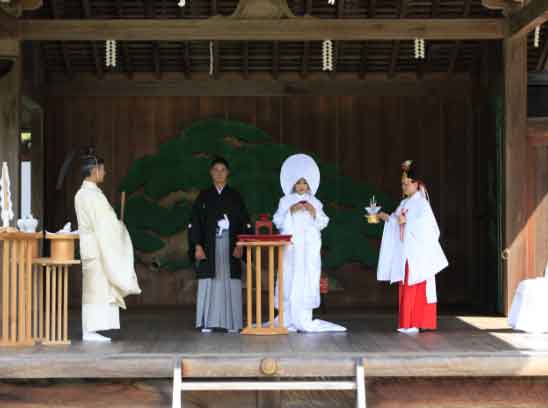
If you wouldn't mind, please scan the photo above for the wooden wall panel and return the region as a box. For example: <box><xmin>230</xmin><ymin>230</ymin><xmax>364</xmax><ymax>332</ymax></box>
<box><xmin>43</xmin><ymin>89</ymin><xmax>494</xmax><ymax>310</ymax></box>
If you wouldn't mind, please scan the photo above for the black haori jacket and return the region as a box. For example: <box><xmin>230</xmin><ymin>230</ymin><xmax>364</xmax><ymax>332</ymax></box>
<box><xmin>188</xmin><ymin>185</ymin><xmax>251</xmax><ymax>280</ymax></box>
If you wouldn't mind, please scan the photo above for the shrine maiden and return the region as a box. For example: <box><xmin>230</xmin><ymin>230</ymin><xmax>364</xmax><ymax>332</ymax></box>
<box><xmin>273</xmin><ymin>154</ymin><xmax>346</xmax><ymax>333</ymax></box>
<box><xmin>74</xmin><ymin>150</ymin><xmax>142</xmax><ymax>342</ymax></box>
<box><xmin>377</xmin><ymin>160</ymin><xmax>448</xmax><ymax>334</ymax></box>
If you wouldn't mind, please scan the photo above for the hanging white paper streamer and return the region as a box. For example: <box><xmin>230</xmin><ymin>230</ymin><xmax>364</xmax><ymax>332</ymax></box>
<box><xmin>328</xmin><ymin>0</ymin><xmax>335</xmax><ymax>5</ymax></box>
<box><xmin>105</xmin><ymin>40</ymin><xmax>117</xmax><ymax>67</ymax></box>
<box><xmin>534</xmin><ymin>26</ymin><xmax>541</xmax><ymax>48</ymax></box>
<box><xmin>322</xmin><ymin>40</ymin><xmax>333</xmax><ymax>71</ymax></box>
<box><xmin>414</xmin><ymin>38</ymin><xmax>425</xmax><ymax>60</ymax></box>
<box><xmin>177</xmin><ymin>0</ymin><xmax>186</xmax><ymax>6</ymax></box>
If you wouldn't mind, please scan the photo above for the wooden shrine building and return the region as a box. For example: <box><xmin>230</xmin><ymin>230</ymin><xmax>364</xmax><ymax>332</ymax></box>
<box><xmin>1</xmin><ymin>0</ymin><xmax>548</xmax><ymax>407</ymax></box>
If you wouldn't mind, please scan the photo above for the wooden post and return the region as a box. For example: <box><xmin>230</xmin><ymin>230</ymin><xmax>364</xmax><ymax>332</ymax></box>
<box><xmin>268</xmin><ymin>246</ymin><xmax>275</xmax><ymax>328</ymax></box>
<box><xmin>503</xmin><ymin>34</ymin><xmax>528</xmax><ymax>315</ymax></box>
<box><xmin>51</xmin><ymin>266</ymin><xmax>56</xmax><ymax>341</ymax></box>
<box><xmin>255</xmin><ymin>246</ymin><xmax>262</xmax><ymax>328</ymax></box>
<box><xmin>1</xmin><ymin>240</ymin><xmax>8</xmax><ymax>342</ymax></box>
<box><xmin>63</xmin><ymin>266</ymin><xmax>68</xmax><ymax>342</ymax></box>
<box><xmin>10</xmin><ymin>240</ymin><xmax>17</xmax><ymax>342</ymax></box>
<box><xmin>45</xmin><ymin>265</ymin><xmax>50</xmax><ymax>341</ymax></box>
<box><xmin>278</xmin><ymin>246</ymin><xmax>284</xmax><ymax>329</ymax></box>
<box><xmin>246</xmin><ymin>246</ymin><xmax>252</xmax><ymax>329</ymax></box>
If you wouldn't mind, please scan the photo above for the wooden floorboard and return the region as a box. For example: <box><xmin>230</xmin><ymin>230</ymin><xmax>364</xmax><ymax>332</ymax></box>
<box><xmin>1</xmin><ymin>309</ymin><xmax>548</xmax><ymax>379</ymax></box>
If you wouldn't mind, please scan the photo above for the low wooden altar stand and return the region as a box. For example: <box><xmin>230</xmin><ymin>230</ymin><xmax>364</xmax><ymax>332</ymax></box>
<box><xmin>0</xmin><ymin>231</ymin><xmax>42</xmax><ymax>347</ymax></box>
<box><xmin>237</xmin><ymin>234</ymin><xmax>291</xmax><ymax>336</ymax></box>
<box><xmin>31</xmin><ymin>233</ymin><xmax>80</xmax><ymax>345</ymax></box>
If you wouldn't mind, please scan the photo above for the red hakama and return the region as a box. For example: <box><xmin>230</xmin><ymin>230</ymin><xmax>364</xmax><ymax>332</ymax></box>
<box><xmin>398</xmin><ymin>261</ymin><xmax>437</xmax><ymax>330</ymax></box>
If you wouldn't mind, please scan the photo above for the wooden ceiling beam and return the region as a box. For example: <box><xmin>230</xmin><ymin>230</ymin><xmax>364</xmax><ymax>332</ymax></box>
<box><xmin>509</xmin><ymin>0</ymin><xmax>548</xmax><ymax>38</ymax></box>
<box><xmin>16</xmin><ymin>19</ymin><xmax>505</xmax><ymax>41</ymax></box>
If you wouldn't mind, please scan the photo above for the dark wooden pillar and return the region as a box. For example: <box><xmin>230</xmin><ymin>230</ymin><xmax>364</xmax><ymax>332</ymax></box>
<box><xmin>0</xmin><ymin>39</ymin><xmax>21</xmax><ymax>220</ymax></box>
<box><xmin>502</xmin><ymin>35</ymin><xmax>528</xmax><ymax>314</ymax></box>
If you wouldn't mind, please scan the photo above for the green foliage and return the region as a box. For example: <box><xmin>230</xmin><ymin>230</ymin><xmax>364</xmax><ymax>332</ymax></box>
<box><xmin>119</xmin><ymin>119</ymin><xmax>397</xmax><ymax>272</ymax></box>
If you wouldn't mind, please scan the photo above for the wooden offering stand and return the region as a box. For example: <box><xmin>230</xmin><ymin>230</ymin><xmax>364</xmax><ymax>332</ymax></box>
<box><xmin>0</xmin><ymin>231</ymin><xmax>42</xmax><ymax>347</ymax></box>
<box><xmin>237</xmin><ymin>234</ymin><xmax>291</xmax><ymax>336</ymax></box>
<box><xmin>32</xmin><ymin>258</ymin><xmax>80</xmax><ymax>345</ymax></box>
<box><xmin>30</xmin><ymin>233</ymin><xmax>80</xmax><ymax>345</ymax></box>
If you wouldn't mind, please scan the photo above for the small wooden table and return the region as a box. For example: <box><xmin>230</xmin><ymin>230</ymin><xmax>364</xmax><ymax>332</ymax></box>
<box><xmin>32</xmin><ymin>258</ymin><xmax>80</xmax><ymax>345</ymax></box>
<box><xmin>0</xmin><ymin>231</ymin><xmax>42</xmax><ymax>347</ymax></box>
<box><xmin>237</xmin><ymin>235</ymin><xmax>291</xmax><ymax>336</ymax></box>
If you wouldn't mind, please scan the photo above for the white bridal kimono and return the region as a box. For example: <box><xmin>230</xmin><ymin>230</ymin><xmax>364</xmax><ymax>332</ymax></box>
<box><xmin>273</xmin><ymin>192</ymin><xmax>346</xmax><ymax>332</ymax></box>
<box><xmin>75</xmin><ymin>180</ymin><xmax>141</xmax><ymax>332</ymax></box>
<box><xmin>377</xmin><ymin>191</ymin><xmax>448</xmax><ymax>303</ymax></box>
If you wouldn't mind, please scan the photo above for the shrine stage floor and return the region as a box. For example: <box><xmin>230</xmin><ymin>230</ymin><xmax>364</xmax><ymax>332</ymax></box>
<box><xmin>1</xmin><ymin>308</ymin><xmax>548</xmax><ymax>379</ymax></box>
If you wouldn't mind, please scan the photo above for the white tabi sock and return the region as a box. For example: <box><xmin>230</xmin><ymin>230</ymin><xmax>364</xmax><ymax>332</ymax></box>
<box><xmin>83</xmin><ymin>331</ymin><xmax>111</xmax><ymax>342</ymax></box>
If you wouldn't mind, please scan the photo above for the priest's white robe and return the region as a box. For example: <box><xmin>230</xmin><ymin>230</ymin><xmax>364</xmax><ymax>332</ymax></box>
<box><xmin>273</xmin><ymin>193</ymin><xmax>346</xmax><ymax>332</ymax></box>
<box><xmin>75</xmin><ymin>180</ymin><xmax>141</xmax><ymax>332</ymax></box>
<box><xmin>377</xmin><ymin>191</ymin><xmax>448</xmax><ymax>303</ymax></box>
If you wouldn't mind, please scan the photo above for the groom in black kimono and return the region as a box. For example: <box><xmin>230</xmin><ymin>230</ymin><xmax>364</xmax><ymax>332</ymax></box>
<box><xmin>189</xmin><ymin>157</ymin><xmax>251</xmax><ymax>333</ymax></box>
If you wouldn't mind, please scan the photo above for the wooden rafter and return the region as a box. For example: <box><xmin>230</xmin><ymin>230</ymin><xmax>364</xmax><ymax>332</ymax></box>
<box><xmin>272</xmin><ymin>41</ymin><xmax>279</xmax><ymax>79</ymax></box>
<box><xmin>182</xmin><ymin>41</ymin><xmax>191</xmax><ymax>78</ymax></box>
<box><xmin>16</xmin><ymin>19</ymin><xmax>505</xmax><ymax>41</ymax></box>
<box><xmin>213</xmin><ymin>40</ymin><xmax>220</xmax><ymax>79</ymax></box>
<box><xmin>243</xmin><ymin>41</ymin><xmax>249</xmax><ymax>78</ymax></box>
<box><xmin>301</xmin><ymin>41</ymin><xmax>309</xmax><ymax>79</ymax></box>
<box><xmin>389</xmin><ymin>0</ymin><xmax>408</xmax><ymax>78</ymax></box>
<box><xmin>50</xmin><ymin>0</ymin><xmax>72</xmax><ymax>79</ymax></box>
<box><xmin>329</xmin><ymin>41</ymin><xmax>339</xmax><ymax>79</ymax></box>
<box><xmin>509</xmin><ymin>0</ymin><xmax>548</xmax><ymax>38</ymax></box>
<box><xmin>359</xmin><ymin>41</ymin><xmax>367</xmax><ymax>79</ymax></box>
<box><xmin>305</xmin><ymin>0</ymin><xmax>313</xmax><ymax>15</ymax></box>
<box><xmin>145</xmin><ymin>0</ymin><xmax>162</xmax><ymax>79</ymax></box>
<box><xmin>448</xmin><ymin>0</ymin><xmax>473</xmax><ymax>74</ymax></box>
<box><xmin>115</xmin><ymin>0</ymin><xmax>132</xmax><ymax>79</ymax></box>
<box><xmin>81</xmin><ymin>0</ymin><xmax>103</xmax><ymax>79</ymax></box>
<box><xmin>368</xmin><ymin>0</ymin><xmax>376</xmax><ymax>18</ymax></box>
<box><xmin>153</xmin><ymin>42</ymin><xmax>161</xmax><ymax>79</ymax></box>
<box><xmin>337</xmin><ymin>0</ymin><xmax>345</xmax><ymax>18</ymax></box>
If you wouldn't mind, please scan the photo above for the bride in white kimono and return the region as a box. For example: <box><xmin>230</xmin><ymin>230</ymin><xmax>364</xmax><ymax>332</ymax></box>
<box><xmin>74</xmin><ymin>152</ymin><xmax>141</xmax><ymax>342</ymax></box>
<box><xmin>273</xmin><ymin>154</ymin><xmax>346</xmax><ymax>333</ymax></box>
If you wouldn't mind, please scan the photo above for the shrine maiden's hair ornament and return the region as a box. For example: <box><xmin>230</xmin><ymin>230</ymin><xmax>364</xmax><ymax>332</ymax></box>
<box><xmin>280</xmin><ymin>154</ymin><xmax>320</xmax><ymax>196</ymax></box>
